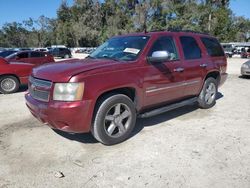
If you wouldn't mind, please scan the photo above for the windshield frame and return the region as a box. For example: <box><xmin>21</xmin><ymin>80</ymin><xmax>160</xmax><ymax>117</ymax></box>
<box><xmin>89</xmin><ymin>35</ymin><xmax>150</xmax><ymax>62</ymax></box>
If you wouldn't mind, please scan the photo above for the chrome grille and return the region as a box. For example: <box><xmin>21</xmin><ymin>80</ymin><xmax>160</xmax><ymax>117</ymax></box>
<box><xmin>29</xmin><ymin>76</ymin><xmax>52</xmax><ymax>102</ymax></box>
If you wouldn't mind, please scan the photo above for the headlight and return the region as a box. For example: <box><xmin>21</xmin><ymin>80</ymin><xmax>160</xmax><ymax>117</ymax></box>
<box><xmin>53</xmin><ymin>83</ymin><xmax>84</xmax><ymax>101</ymax></box>
<box><xmin>242</xmin><ymin>63</ymin><xmax>249</xmax><ymax>69</ymax></box>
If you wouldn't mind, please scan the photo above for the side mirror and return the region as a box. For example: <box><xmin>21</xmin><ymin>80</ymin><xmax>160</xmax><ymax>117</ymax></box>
<box><xmin>147</xmin><ymin>51</ymin><xmax>170</xmax><ymax>63</ymax></box>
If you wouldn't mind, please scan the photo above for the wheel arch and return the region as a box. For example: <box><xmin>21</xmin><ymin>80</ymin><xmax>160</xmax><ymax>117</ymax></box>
<box><xmin>0</xmin><ymin>74</ymin><xmax>20</xmax><ymax>84</ymax></box>
<box><xmin>205</xmin><ymin>71</ymin><xmax>220</xmax><ymax>84</ymax></box>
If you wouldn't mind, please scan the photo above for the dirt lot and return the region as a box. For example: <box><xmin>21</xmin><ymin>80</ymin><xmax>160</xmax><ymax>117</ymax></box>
<box><xmin>0</xmin><ymin>57</ymin><xmax>250</xmax><ymax>188</ymax></box>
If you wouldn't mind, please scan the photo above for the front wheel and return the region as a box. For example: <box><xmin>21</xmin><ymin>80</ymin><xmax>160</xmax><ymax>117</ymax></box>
<box><xmin>91</xmin><ymin>94</ymin><xmax>136</xmax><ymax>145</ymax></box>
<box><xmin>198</xmin><ymin>77</ymin><xmax>218</xmax><ymax>109</ymax></box>
<box><xmin>0</xmin><ymin>76</ymin><xmax>20</xmax><ymax>94</ymax></box>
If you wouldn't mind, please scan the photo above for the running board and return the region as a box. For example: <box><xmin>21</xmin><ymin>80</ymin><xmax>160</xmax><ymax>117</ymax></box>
<box><xmin>138</xmin><ymin>97</ymin><xmax>198</xmax><ymax>118</ymax></box>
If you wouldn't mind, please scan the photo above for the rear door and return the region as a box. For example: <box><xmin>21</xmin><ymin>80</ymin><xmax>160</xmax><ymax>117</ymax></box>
<box><xmin>200</xmin><ymin>37</ymin><xmax>227</xmax><ymax>79</ymax></box>
<box><xmin>143</xmin><ymin>35</ymin><xmax>186</xmax><ymax>107</ymax></box>
<box><xmin>179</xmin><ymin>36</ymin><xmax>206</xmax><ymax>97</ymax></box>
<box><xmin>29</xmin><ymin>51</ymin><xmax>44</xmax><ymax>65</ymax></box>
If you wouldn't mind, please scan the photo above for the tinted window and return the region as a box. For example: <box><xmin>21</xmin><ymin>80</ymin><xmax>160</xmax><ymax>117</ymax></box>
<box><xmin>40</xmin><ymin>52</ymin><xmax>46</xmax><ymax>57</ymax></box>
<box><xmin>180</xmin><ymin>36</ymin><xmax>201</xmax><ymax>60</ymax></box>
<box><xmin>201</xmin><ymin>37</ymin><xmax>224</xmax><ymax>57</ymax></box>
<box><xmin>149</xmin><ymin>36</ymin><xmax>179</xmax><ymax>60</ymax></box>
<box><xmin>59</xmin><ymin>48</ymin><xmax>66</xmax><ymax>52</ymax></box>
<box><xmin>17</xmin><ymin>52</ymin><xmax>28</xmax><ymax>59</ymax></box>
<box><xmin>30</xmin><ymin>52</ymin><xmax>41</xmax><ymax>58</ymax></box>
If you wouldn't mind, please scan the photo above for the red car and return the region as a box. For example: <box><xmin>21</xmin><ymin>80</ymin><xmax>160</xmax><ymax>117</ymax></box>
<box><xmin>0</xmin><ymin>57</ymin><xmax>34</xmax><ymax>94</ymax></box>
<box><xmin>25</xmin><ymin>30</ymin><xmax>227</xmax><ymax>145</ymax></box>
<box><xmin>241</xmin><ymin>48</ymin><xmax>250</xmax><ymax>58</ymax></box>
<box><xmin>5</xmin><ymin>51</ymin><xmax>55</xmax><ymax>65</ymax></box>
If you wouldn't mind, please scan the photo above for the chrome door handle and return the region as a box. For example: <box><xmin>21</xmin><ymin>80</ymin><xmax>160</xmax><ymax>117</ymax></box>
<box><xmin>200</xmin><ymin>63</ymin><xmax>207</xmax><ymax>67</ymax></box>
<box><xmin>174</xmin><ymin>67</ymin><xmax>184</xmax><ymax>72</ymax></box>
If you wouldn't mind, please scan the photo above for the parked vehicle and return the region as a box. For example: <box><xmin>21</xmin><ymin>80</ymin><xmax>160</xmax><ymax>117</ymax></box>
<box><xmin>0</xmin><ymin>50</ymin><xmax>18</xmax><ymax>58</ymax></box>
<box><xmin>221</xmin><ymin>43</ymin><xmax>234</xmax><ymax>58</ymax></box>
<box><xmin>5</xmin><ymin>51</ymin><xmax>55</xmax><ymax>66</ymax></box>
<box><xmin>49</xmin><ymin>47</ymin><xmax>72</xmax><ymax>58</ymax></box>
<box><xmin>0</xmin><ymin>47</ymin><xmax>6</xmax><ymax>52</ymax></box>
<box><xmin>241</xmin><ymin>48</ymin><xmax>250</xmax><ymax>58</ymax></box>
<box><xmin>34</xmin><ymin>48</ymin><xmax>49</xmax><ymax>52</ymax></box>
<box><xmin>25</xmin><ymin>30</ymin><xmax>228</xmax><ymax>145</ymax></box>
<box><xmin>0</xmin><ymin>57</ymin><xmax>34</xmax><ymax>94</ymax></box>
<box><xmin>241</xmin><ymin>60</ymin><xmax>250</xmax><ymax>77</ymax></box>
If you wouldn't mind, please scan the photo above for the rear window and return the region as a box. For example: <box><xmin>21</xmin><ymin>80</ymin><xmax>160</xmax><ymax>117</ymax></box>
<box><xmin>180</xmin><ymin>36</ymin><xmax>201</xmax><ymax>60</ymax></box>
<box><xmin>201</xmin><ymin>37</ymin><xmax>224</xmax><ymax>57</ymax></box>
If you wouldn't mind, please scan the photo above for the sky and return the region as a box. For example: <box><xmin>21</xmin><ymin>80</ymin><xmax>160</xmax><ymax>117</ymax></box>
<box><xmin>0</xmin><ymin>0</ymin><xmax>74</xmax><ymax>27</ymax></box>
<box><xmin>0</xmin><ymin>0</ymin><xmax>249</xmax><ymax>27</ymax></box>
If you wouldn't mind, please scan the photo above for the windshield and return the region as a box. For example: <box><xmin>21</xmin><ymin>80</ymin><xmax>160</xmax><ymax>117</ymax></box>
<box><xmin>6</xmin><ymin>52</ymin><xmax>18</xmax><ymax>59</ymax></box>
<box><xmin>89</xmin><ymin>36</ymin><xmax>150</xmax><ymax>61</ymax></box>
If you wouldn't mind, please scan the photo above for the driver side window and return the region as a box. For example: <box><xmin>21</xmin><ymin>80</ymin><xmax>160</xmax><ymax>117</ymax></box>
<box><xmin>148</xmin><ymin>36</ymin><xmax>179</xmax><ymax>61</ymax></box>
<box><xmin>17</xmin><ymin>52</ymin><xmax>29</xmax><ymax>59</ymax></box>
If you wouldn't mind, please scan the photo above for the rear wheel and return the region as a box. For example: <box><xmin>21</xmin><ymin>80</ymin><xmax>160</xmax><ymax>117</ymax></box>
<box><xmin>64</xmin><ymin>54</ymin><xmax>70</xmax><ymax>59</ymax></box>
<box><xmin>198</xmin><ymin>77</ymin><xmax>218</xmax><ymax>109</ymax></box>
<box><xmin>0</xmin><ymin>76</ymin><xmax>20</xmax><ymax>94</ymax></box>
<box><xmin>91</xmin><ymin>94</ymin><xmax>136</xmax><ymax>145</ymax></box>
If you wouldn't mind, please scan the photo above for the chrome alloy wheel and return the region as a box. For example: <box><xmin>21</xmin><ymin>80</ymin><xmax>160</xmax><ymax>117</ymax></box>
<box><xmin>205</xmin><ymin>82</ymin><xmax>216</xmax><ymax>105</ymax></box>
<box><xmin>104</xmin><ymin>103</ymin><xmax>132</xmax><ymax>138</ymax></box>
<box><xmin>1</xmin><ymin>78</ymin><xmax>16</xmax><ymax>92</ymax></box>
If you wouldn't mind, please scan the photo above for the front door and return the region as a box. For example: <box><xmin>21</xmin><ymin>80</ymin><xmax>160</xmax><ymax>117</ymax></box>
<box><xmin>143</xmin><ymin>35</ymin><xmax>186</xmax><ymax>108</ymax></box>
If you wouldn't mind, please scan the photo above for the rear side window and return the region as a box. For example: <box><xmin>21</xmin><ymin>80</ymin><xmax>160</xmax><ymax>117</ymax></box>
<box><xmin>180</xmin><ymin>36</ymin><xmax>201</xmax><ymax>60</ymax></box>
<box><xmin>149</xmin><ymin>36</ymin><xmax>179</xmax><ymax>60</ymax></box>
<box><xmin>201</xmin><ymin>37</ymin><xmax>224</xmax><ymax>57</ymax></box>
<box><xmin>30</xmin><ymin>52</ymin><xmax>41</xmax><ymax>57</ymax></box>
<box><xmin>40</xmin><ymin>52</ymin><xmax>46</xmax><ymax>57</ymax></box>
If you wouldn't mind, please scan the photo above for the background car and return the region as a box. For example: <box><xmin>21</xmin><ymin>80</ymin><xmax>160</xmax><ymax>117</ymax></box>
<box><xmin>34</xmin><ymin>48</ymin><xmax>49</xmax><ymax>52</ymax></box>
<box><xmin>49</xmin><ymin>47</ymin><xmax>72</xmax><ymax>58</ymax></box>
<box><xmin>5</xmin><ymin>51</ymin><xmax>55</xmax><ymax>66</ymax></box>
<box><xmin>0</xmin><ymin>50</ymin><xmax>18</xmax><ymax>58</ymax></box>
<box><xmin>241</xmin><ymin>60</ymin><xmax>250</xmax><ymax>77</ymax></box>
<box><xmin>0</xmin><ymin>57</ymin><xmax>34</xmax><ymax>94</ymax></box>
<box><xmin>241</xmin><ymin>48</ymin><xmax>250</xmax><ymax>58</ymax></box>
<box><xmin>221</xmin><ymin>44</ymin><xmax>234</xmax><ymax>58</ymax></box>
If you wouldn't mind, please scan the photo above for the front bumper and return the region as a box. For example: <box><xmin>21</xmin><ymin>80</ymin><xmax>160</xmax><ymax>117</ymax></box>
<box><xmin>25</xmin><ymin>93</ymin><xmax>94</xmax><ymax>133</ymax></box>
<box><xmin>241</xmin><ymin>67</ymin><xmax>250</xmax><ymax>76</ymax></box>
<box><xmin>219</xmin><ymin>73</ymin><xmax>228</xmax><ymax>87</ymax></box>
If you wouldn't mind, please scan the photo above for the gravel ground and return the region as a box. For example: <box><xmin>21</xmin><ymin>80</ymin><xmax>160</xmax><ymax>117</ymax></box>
<box><xmin>0</xmin><ymin>57</ymin><xmax>250</xmax><ymax>188</ymax></box>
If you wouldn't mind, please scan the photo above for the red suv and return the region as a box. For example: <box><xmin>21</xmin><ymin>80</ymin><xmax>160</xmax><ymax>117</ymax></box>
<box><xmin>6</xmin><ymin>51</ymin><xmax>55</xmax><ymax>65</ymax></box>
<box><xmin>25</xmin><ymin>31</ymin><xmax>227</xmax><ymax>145</ymax></box>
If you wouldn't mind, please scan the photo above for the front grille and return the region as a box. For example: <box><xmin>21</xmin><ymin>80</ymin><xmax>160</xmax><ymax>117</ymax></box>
<box><xmin>29</xmin><ymin>76</ymin><xmax>52</xmax><ymax>102</ymax></box>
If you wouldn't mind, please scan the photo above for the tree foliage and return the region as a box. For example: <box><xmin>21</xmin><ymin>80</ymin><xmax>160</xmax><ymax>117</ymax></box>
<box><xmin>0</xmin><ymin>0</ymin><xmax>250</xmax><ymax>48</ymax></box>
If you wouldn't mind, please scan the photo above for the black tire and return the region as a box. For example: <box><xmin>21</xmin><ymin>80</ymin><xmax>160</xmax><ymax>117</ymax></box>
<box><xmin>91</xmin><ymin>94</ymin><xmax>136</xmax><ymax>145</ymax></box>
<box><xmin>198</xmin><ymin>77</ymin><xmax>218</xmax><ymax>109</ymax></box>
<box><xmin>0</xmin><ymin>76</ymin><xmax>20</xmax><ymax>94</ymax></box>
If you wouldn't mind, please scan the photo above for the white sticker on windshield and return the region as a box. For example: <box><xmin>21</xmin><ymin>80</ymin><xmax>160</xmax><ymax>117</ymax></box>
<box><xmin>123</xmin><ymin>48</ymin><xmax>140</xmax><ymax>54</ymax></box>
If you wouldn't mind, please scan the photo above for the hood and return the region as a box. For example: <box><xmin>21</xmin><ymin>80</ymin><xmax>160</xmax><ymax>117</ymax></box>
<box><xmin>32</xmin><ymin>58</ymin><xmax>118</xmax><ymax>82</ymax></box>
<box><xmin>0</xmin><ymin>57</ymin><xmax>7</xmax><ymax>64</ymax></box>
<box><xmin>245</xmin><ymin>60</ymin><xmax>250</xmax><ymax>65</ymax></box>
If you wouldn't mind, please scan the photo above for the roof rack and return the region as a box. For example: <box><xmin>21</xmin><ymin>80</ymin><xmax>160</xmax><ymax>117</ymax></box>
<box><xmin>148</xmin><ymin>29</ymin><xmax>209</xmax><ymax>35</ymax></box>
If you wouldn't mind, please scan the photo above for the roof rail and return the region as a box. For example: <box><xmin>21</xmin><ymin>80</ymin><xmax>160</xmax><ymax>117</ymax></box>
<box><xmin>148</xmin><ymin>29</ymin><xmax>209</xmax><ymax>35</ymax></box>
